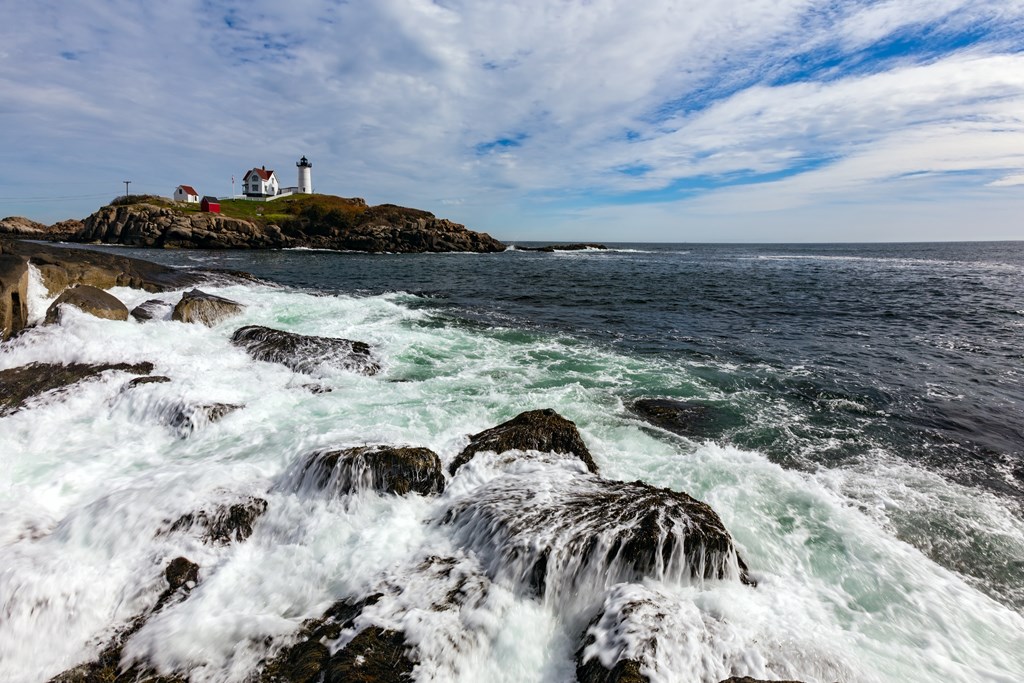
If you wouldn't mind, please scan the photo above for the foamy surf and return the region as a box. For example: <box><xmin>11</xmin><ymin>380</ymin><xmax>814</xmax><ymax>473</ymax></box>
<box><xmin>2</xmin><ymin>273</ymin><xmax>1023</xmax><ymax>683</ymax></box>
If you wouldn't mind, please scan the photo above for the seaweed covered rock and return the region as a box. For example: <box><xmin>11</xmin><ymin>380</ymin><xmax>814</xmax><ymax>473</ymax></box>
<box><xmin>166</xmin><ymin>496</ymin><xmax>268</xmax><ymax>544</ymax></box>
<box><xmin>323</xmin><ymin>627</ymin><xmax>414</xmax><ymax>683</ymax></box>
<box><xmin>1</xmin><ymin>361</ymin><xmax>153</xmax><ymax>416</ymax></box>
<box><xmin>44</xmin><ymin>285</ymin><xmax>129</xmax><ymax>324</ymax></box>
<box><xmin>171</xmin><ymin>288</ymin><xmax>244</xmax><ymax>326</ymax></box>
<box><xmin>441</xmin><ymin>473</ymin><xmax>749</xmax><ymax>601</ymax></box>
<box><xmin>449</xmin><ymin>408</ymin><xmax>598</xmax><ymax>475</ymax></box>
<box><xmin>285</xmin><ymin>446</ymin><xmax>445</xmax><ymax>497</ymax></box>
<box><xmin>231</xmin><ymin>325</ymin><xmax>380</xmax><ymax>376</ymax></box>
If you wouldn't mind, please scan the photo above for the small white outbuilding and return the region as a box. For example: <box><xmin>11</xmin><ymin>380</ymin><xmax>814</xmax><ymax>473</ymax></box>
<box><xmin>174</xmin><ymin>185</ymin><xmax>199</xmax><ymax>203</ymax></box>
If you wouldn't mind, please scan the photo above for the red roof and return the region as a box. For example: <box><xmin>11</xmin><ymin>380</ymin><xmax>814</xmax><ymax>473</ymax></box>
<box><xmin>245</xmin><ymin>168</ymin><xmax>275</xmax><ymax>181</ymax></box>
<box><xmin>178</xmin><ymin>185</ymin><xmax>198</xmax><ymax>196</ymax></box>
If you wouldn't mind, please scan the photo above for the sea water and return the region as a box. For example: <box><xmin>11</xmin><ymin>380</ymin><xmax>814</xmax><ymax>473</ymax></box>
<box><xmin>1</xmin><ymin>242</ymin><xmax>1023</xmax><ymax>682</ymax></box>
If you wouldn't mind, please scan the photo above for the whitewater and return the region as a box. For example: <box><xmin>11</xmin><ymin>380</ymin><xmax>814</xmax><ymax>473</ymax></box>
<box><xmin>2</xmin><ymin>247</ymin><xmax>1024</xmax><ymax>683</ymax></box>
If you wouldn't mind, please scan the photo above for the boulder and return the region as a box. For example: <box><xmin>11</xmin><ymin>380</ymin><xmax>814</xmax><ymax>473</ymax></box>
<box><xmin>130</xmin><ymin>298</ymin><xmax>173</xmax><ymax>322</ymax></box>
<box><xmin>165</xmin><ymin>496</ymin><xmax>268</xmax><ymax>545</ymax></box>
<box><xmin>286</xmin><ymin>446</ymin><xmax>445</xmax><ymax>497</ymax></box>
<box><xmin>231</xmin><ymin>325</ymin><xmax>380</xmax><ymax>376</ymax></box>
<box><xmin>124</xmin><ymin>375</ymin><xmax>171</xmax><ymax>389</ymax></box>
<box><xmin>0</xmin><ymin>253</ymin><xmax>29</xmax><ymax>340</ymax></box>
<box><xmin>171</xmin><ymin>288</ymin><xmax>244</xmax><ymax>326</ymax></box>
<box><xmin>323</xmin><ymin>627</ymin><xmax>414</xmax><ymax>683</ymax></box>
<box><xmin>441</xmin><ymin>474</ymin><xmax>750</xmax><ymax>601</ymax></box>
<box><xmin>1</xmin><ymin>361</ymin><xmax>153</xmax><ymax>416</ymax></box>
<box><xmin>44</xmin><ymin>285</ymin><xmax>129</xmax><ymax>324</ymax></box>
<box><xmin>577</xmin><ymin>657</ymin><xmax>646</xmax><ymax>683</ymax></box>
<box><xmin>448</xmin><ymin>408</ymin><xmax>598</xmax><ymax>475</ymax></box>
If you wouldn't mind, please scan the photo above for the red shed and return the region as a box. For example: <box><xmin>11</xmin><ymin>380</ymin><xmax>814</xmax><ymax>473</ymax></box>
<box><xmin>200</xmin><ymin>196</ymin><xmax>221</xmax><ymax>213</ymax></box>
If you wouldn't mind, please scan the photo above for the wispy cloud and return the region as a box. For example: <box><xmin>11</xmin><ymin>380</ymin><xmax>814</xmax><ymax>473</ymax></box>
<box><xmin>0</xmin><ymin>0</ymin><xmax>1022</xmax><ymax>240</ymax></box>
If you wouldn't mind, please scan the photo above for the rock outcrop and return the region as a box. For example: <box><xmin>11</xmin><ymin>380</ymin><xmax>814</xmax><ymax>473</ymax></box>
<box><xmin>518</xmin><ymin>243</ymin><xmax>608</xmax><ymax>252</ymax></box>
<box><xmin>231</xmin><ymin>325</ymin><xmax>380</xmax><ymax>376</ymax></box>
<box><xmin>449</xmin><ymin>408</ymin><xmax>598</xmax><ymax>475</ymax></box>
<box><xmin>441</xmin><ymin>473</ymin><xmax>750</xmax><ymax>600</ymax></box>
<box><xmin>49</xmin><ymin>198</ymin><xmax>505</xmax><ymax>253</ymax></box>
<box><xmin>172</xmin><ymin>288</ymin><xmax>244</xmax><ymax>326</ymax></box>
<box><xmin>0</xmin><ymin>216</ymin><xmax>48</xmax><ymax>236</ymax></box>
<box><xmin>0</xmin><ymin>361</ymin><xmax>154</xmax><ymax>416</ymax></box>
<box><xmin>287</xmin><ymin>446</ymin><xmax>446</xmax><ymax>497</ymax></box>
<box><xmin>44</xmin><ymin>285</ymin><xmax>130</xmax><ymax>324</ymax></box>
<box><xmin>323</xmin><ymin>627</ymin><xmax>415</xmax><ymax>683</ymax></box>
<box><xmin>631</xmin><ymin>398</ymin><xmax>713</xmax><ymax>438</ymax></box>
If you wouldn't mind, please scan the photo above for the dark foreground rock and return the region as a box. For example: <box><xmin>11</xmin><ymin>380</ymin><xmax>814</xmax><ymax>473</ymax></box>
<box><xmin>172</xmin><ymin>288</ymin><xmax>244</xmax><ymax>326</ymax></box>
<box><xmin>577</xmin><ymin>656</ymin><xmax>646</xmax><ymax>683</ymax></box>
<box><xmin>49</xmin><ymin>557</ymin><xmax>198</xmax><ymax>683</ymax></box>
<box><xmin>231</xmin><ymin>325</ymin><xmax>380</xmax><ymax>376</ymax></box>
<box><xmin>288</xmin><ymin>446</ymin><xmax>445</xmax><ymax>497</ymax></box>
<box><xmin>324</xmin><ymin>627</ymin><xmax>415</xmax><ymax>683</ymax></box>
<box><xmin>449</xmin><ymin>408</ymin><xmax>598</xmax><ymax>475</ymax></box>
<box><xmin>442</xmin><ymin>474</ymin><xmax>749</xmax><ymax>600</ymax></box>
<box><xmin>0</xmin><ymin>361</ymin><xmax>153</xmax><ymax>416</ymax></box>
<box><xmin>165</xmin><ymin>496</ymin><xmax>268</xmax><ymax>544</ymax></box>
<box><xmin>44</xmin><ymin>285</ymin><xmax>129</xmax><ymax>324</ymax></box>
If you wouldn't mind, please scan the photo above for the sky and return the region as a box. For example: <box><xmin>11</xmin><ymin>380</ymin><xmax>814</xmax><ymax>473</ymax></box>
<box><xmin>1</xmin><ymin>1</ymin><xmax>1023</xmax><ymax>242</ymax></box>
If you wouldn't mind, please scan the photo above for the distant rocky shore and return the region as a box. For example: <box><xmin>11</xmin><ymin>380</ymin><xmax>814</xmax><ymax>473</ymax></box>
<box><xmin>0</xmin><ymin>194</ymin><xmax>505</xmax><ymax>253</ymax></box>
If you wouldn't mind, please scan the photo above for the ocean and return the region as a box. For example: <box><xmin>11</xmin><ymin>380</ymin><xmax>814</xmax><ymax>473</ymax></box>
<box><xmin>2</xmin><ymin>241</ymin><xmax>1023</xmax><ymax>682</ymax></box>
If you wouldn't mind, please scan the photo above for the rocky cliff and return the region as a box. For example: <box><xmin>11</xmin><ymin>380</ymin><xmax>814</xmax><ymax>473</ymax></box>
<box><xmin>2</xmin><ymin>195</ymin><xmax>506</xmax><ymax>253</ymax></box>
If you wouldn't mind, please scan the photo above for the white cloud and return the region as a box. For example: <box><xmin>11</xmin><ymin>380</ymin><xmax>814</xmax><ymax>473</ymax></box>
<box><xmin>0</xmin><ymin>0</ymin><xmax>1022</xmax><ymax>241</ymax></box>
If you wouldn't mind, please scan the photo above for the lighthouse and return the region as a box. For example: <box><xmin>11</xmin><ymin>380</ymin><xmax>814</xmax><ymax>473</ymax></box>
<box><xmin>296</xmin><ymin>155</ymin><xmax>313</xmax><ymax>194</ymax></box>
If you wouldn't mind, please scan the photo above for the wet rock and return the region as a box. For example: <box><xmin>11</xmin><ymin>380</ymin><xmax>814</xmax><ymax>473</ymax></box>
<box><xmin>1</xmin><ymin>237</ymin><xmax>198</xmax><ymax>296</ymax></box>
<box><xmin>171</xmin><ymin>288</ymin><xmax>244</xmax><ymax>326</ymax></box>
<box><xmin>449</xmin><ymin>408</ymin><xmax>598</xmax><ymax>475</ymax></box>
<box><xmin>44</xmin><ymin>285</ymin><xmax>130</xmax><ymax>324</ymax></box>
<box><xmin>124</xmin><ymin>375</ymin><xmax>171</xmax><ymax>389</ymax></box>
<box><xmin>288</xmin><ymin>446</ymin><xmax>445</xmax><ymax>497</ymax></box>
<box><xmin>441</xmin><ymin>474</ymin><xmax>750</xmax><ymax>601</ymax></box>
<box><xmin>165</xmin><ymin>401</ymin><xmax>241</xmax><ymax>437</ymax></box>
<box><xmin>630</xmin><ymin>398</ymin><xmax>715</xmax><ymax>438</ymax></box>
<box><xmin>166</xmin><ymin>496</ymin><xmax>268</xmax><ymax>544</ymax></box>
<box><xmin>48</xmin><ymin>557</ymin><xmax>198</xmax><ymax>683</ymax></box>
<box><xmin>231</xmin><ymin>325</ymin><xmax>380</xmax><ymax>376</ymax></box>
<box><xmin>0</xmin><ymin>252</ymin><xmax>29</xmax><ymax>340</ymax></box>
<box><xmin>0</xmin><ymin>361</ymin><xmax>153</xmax><ymax>416</ymax></box>
<box><xmin>323</xmin><ymin>627</ymin><xmax>414</xmax><ymax>683</ymax></box>
<box><xmin>254</xmin><ymin>594</ymin><xmax>383</xmax><ymax>683</ymax></box>
<box><xmin>131</xmin><ymin>298</ymin><xmax>173</xmax><ymax>322</ymax></box>
<box><xmin>577</xmin><ymin>656</ymin><xmax>646</xmax><ymax>683</ymax></box>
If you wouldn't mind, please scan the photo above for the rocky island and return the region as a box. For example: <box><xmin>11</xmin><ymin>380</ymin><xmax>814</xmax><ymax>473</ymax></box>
<box><xmin>0</xmin><ymin>193</ymin><xmax>505</xmax><ymax>253</ymax></box>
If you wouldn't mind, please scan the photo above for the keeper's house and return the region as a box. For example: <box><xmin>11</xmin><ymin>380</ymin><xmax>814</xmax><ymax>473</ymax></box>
<box><xmin>242</xmin><ymin>166</ymin><xmax>279</xmax><ymax>198</ymax></box>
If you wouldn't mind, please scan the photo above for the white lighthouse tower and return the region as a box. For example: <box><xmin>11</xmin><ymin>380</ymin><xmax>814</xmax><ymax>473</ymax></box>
<box><xmin>296</xmin><ymin>155</ymin><xmax>313</xmax><ymax>194</ymax></box>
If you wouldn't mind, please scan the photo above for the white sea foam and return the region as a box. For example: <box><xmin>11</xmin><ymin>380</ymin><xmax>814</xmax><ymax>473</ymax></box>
<box><xmin>2</xmin><ymin>278</ymin><xmax>1023</xmax><ymax>682</ymax></box>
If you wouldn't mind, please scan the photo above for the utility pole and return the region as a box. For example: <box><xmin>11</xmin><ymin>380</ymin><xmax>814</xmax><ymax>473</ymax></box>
<box><xmin>123</xmin><ymin>180</ymin><xmax>132</xmax><ymax>200</ymax></box>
